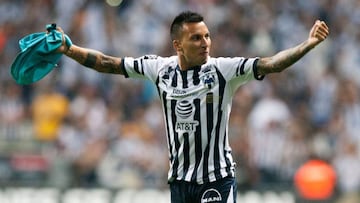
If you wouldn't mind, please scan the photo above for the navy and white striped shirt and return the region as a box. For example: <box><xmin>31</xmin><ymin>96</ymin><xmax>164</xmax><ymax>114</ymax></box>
<box><xmin>121</xmin><ymin>55</ymin><xmax>263</xmax><ymax>184</ymax></box>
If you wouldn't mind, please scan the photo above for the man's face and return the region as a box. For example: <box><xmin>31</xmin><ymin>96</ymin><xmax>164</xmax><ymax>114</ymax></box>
<box><xmin>175</xmin><ymin>21</ymin><xmax>211</xmax><ymax>68</ymax></box>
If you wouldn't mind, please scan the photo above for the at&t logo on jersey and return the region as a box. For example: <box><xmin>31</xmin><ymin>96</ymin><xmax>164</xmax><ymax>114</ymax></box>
<box><xmin>175</xmin><ymin>100</ymin><xmax>199</xmax><ymax>133</ymax></box>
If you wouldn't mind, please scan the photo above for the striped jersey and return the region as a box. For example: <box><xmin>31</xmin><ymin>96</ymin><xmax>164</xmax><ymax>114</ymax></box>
<box><xmin>120</xmin><ymin>55</ymin><xmax>264</xmax><ymax>184</ymax></box>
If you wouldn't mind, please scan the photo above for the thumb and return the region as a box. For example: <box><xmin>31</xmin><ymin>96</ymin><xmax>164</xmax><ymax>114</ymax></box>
<box><xmin>55</xmin><ymin>26</ymin><xmax>71</xmax><ymax>54</ymax></box>
<box><xmin>309</xmin><ymin>20</ymin><xmax>319</xmax><ymax>38</ymax></box>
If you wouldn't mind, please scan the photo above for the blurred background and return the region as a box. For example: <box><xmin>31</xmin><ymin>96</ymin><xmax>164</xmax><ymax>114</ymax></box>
<box><xmin>1</xmin><ymin>0</ymin><xmax>360</xmax><ymax>202</ymax></box>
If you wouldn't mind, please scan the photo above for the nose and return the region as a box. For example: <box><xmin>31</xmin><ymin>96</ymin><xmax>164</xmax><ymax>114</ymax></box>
<box><xmin>201</xmin><ymin>37</ymin><xmax>210</xmax><ymax>48</ymax></box>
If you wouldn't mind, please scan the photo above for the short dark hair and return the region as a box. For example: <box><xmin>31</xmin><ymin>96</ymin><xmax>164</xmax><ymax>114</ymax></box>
<box><xmin>170</xmin><ymin>11</ymin><xmax>204</xmax><ymax>40</ymax></box>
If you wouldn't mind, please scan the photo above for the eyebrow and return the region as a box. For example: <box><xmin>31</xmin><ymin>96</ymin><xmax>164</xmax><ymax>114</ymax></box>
<box><xmin>189</xmin><ymin>32</ymin><xmax>210</xmax><ymax>38</ymax></box>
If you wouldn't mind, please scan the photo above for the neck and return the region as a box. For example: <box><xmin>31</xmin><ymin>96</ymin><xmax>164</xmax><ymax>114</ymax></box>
<box><xmin>177</xmin><ymin>55</ymin><xmax>189</xmax><ymax>71</ymax></box>
<box><xmin>177</xmin><ymin>54</ymin><xmax>201</xmax><ymax>71</ymax></box>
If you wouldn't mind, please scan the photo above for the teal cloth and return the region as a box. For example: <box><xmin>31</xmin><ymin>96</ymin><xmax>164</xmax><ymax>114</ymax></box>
<box><xmin>10</xmin><ymin>24</ymin><xmax>72</xmax><ymax>85</ymax></box>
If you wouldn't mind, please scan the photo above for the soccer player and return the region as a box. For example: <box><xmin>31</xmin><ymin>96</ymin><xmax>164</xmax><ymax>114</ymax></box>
<box><xmin>56</xmin><ymin>11</ymin><xmax>329</xmax><ymax>203</ymax></box>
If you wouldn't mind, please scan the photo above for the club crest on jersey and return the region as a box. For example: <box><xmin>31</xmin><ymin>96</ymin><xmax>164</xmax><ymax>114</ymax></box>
<box><xmin>203</xmin><ymin>75</ymin><xmax>215</xmax><ymax>89</ymax></box>
<box><xmin>175</xmin><ymin>100</ymin><xmax>199</xmax><ymax>133</ymax></box>
<box><xmin>160</xmin><ymin>66</ymin><xmax>175</xmax><ymax>86</ymax></box>
<box><xmin>200</xmin><ymin>67</ymin><xmax>216</xmax><ymax>89</ymax></box>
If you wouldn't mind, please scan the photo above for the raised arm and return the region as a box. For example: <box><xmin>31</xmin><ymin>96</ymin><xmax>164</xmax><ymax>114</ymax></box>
<box><xmin>257</xmin><ymin>20</ymin><xmax>329</xmax><ymax>75</ymax></box>
<box><xmin>56</xmin><ymin>27</ymin><xmax>124</xmax><ymax>75</ymax></box>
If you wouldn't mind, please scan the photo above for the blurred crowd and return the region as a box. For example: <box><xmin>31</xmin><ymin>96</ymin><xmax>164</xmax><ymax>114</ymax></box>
<box><xmin>1</xmin><ymin>0</ymin><xmax>360</xmax><ymax>202</ymax></box>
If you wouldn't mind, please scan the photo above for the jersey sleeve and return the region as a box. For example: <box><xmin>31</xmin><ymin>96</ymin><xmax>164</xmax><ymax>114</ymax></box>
<box><xmin>216</xmin><ymin>57</ymin><xmax>264</xmax><ymax>81</ymax></box>
<box><xmin>120</xmin><ymin>55</ymin><xmax>161</xmax><ymax>82</ymax></box>
<box><xmin>215</xmin><ymin>57</ymin><xmax>265</xmax><ymax>89</ymax></box>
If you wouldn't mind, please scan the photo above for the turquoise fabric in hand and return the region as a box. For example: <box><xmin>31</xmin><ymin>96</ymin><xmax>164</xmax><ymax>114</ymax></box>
<box><xmin>10</xmin><ymin>24</ymin><xmax>72</xmax><ymax>85</ymax></box>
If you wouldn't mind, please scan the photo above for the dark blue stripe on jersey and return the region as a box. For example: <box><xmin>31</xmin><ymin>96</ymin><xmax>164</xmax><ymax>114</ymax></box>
<box><xmin>252</xmin><ymin>58</ymin><xmax>265</xmax><ymax>80</ymax></box>
<box><xmin>140</xmin><ymin>59</ymin><xmax>145</xmax><ymax>75</ymax></box>
<box><xmin>182</xmin><ymin>132</ymin><xmax>190</xmax><ymax>179</ymax></box>
<box><xmin>120</xmin><ymin>58</ymin><xmax>129</xmax><ymax>78</ymax></box>
<box><xmin>238</xmin><ymin>58</ymin><xmax>248</xmax><ymax>76</ymax></box>
<box><xmin>236</xmin><ymin>60</ymin><xmax>241</xmax><ymax>77</ymax></box>
<box><xmin>214</xmin><ymin>110</ymin><xmax>222</xmax><ymax>180</ymax></box>
<box><xmin>161</xmin><ymin>91</ymin><xmax>174</xmax><ymax>163</ymax></box>
<box><xmin>191</xmin><ymin>98</ymin><xmax>202</xmax><ymax>182</ymax></box>
<box><xmin>203</xmin><ymin>92</ymin><xmax>214</xmax><ymax>183</ymax></box>
<box><xmin>180</xmin><ymin>70</ymin><xmax>188</xmax><ymax>88</ymax></box>
<box><xmin>171</xmin><ymin>71</ymin><xmax>178</xmax><ymax>87</ymax></box>
<box><xmin>134</xmin><ymin>60</ymin><xmax>140</xmax><ymax>74</ymax></box>
<box><xmin>193</xmin><ymin>66</ymin><xmax>201</xmax><ymax>85</ymax></box>
<box><xmin>223</xmin><ymin>132</ymin><xmax>232</xmax><ymax>176</ymax></box>
<box><xmin>171</xmin><ymin>99</ymin><xmax>180</xmax><ymax>179</ymax></box>
<box><xmin>214</xmin><ymin>69</ymin><xmax>227</xmax><ymax>180</ymax></box>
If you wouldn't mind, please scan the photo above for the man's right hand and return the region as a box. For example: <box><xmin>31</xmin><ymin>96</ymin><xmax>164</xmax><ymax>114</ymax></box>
<box><xmin>55</xmin><ymin>27</ymin><xmax>70</xmax><ymax>54</ymax></box>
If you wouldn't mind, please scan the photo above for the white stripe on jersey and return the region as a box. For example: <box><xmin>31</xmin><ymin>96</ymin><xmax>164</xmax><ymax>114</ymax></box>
<box><xmin>121</xmin><ymin>55</ymin><xmax>263</xmax><ymax>184</ymax></box>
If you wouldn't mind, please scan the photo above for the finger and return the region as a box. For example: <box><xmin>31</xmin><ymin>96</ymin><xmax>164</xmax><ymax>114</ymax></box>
<box><xmin>61</xmin><ymin>32</ymin><xmax>66</xmax><ymax>46</ymax></box>
<box><xmin>316</xmin><ymin>33</ymin><xmax>327</xmax><ymax>41</ymax></box>
<box><xmin>315</xmin><ymin>20</ymin><xmax>329</xmax><ymax>34</ymax></box>
<box><xmin>317</xmin><ymin>26</ymin><xmax>329</xmax><ymax>36</ymax></box>
<box><xmin>309</xmin><ymin>22</ymin><xmax>318</xmax><ymax>36</ymax></box>
<box><xmin>54</xmin><ymin>26</ymin><xmax>66</xmax><ymax>44</ymax></box>
<box><xmin>315</xmin><ymin>30</ymin><xmax>328</xmax><ymax>40</ymax></box>
<box><xmin>56</xmin><ymin>26</ymin><xmax>64</xmax><ymax>34</ymax></box>
<box><xmin>314</xmin><ymin>20</ymin><xmax>327</xmax><ymax>30</ymax></box>
<box><xmin>319</xmin><ymin>21</ymin><xmax>329</xmax><ymax>30</ymax></box>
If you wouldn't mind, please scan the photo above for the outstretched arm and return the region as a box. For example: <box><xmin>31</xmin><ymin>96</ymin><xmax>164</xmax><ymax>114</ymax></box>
<box><xmin>56</xmin><ymin>27</ymin><xmax>124</xmax><ymax>75</ymax></box>
<box><xmin>257</xmin><ymin>20</ymin><xmax>329</xmax><ymax>75</ymax></box>
<box><xmin>64</xmin><ymin>45</ymin><xmax>123</xmax><ymax>74</ymax></box>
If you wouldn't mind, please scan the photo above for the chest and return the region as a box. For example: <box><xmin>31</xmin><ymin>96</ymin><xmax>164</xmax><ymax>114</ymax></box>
<box><xmin>157</xmin><ymin>66</ymin><xmax>220</xmax><ymax>100</ymax></box>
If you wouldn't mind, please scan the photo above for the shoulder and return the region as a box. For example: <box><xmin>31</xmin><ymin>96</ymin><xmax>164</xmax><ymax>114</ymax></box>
<box><xmin>207</xmin><ymin>56</ymin><xmax>245</xmax><ymax>63</ymax></box>
<box><xmin>139</xmin><ymin>55</ymin><xmax>177</xmax><ymax>65</ymax></box>
<box><xmin>141</xmin><ymin>55</ymin><xmax>178</xmax><ymax>77</ymax></box>
<box><xmin>206</xmin><ymin>56</ymin><xmax>246</xmax><ymax>69</ymax></box>
<box><xmin>140</xmin><ymin>55</ymin><xmax>176</xmax><ymax>60</ymax></box>
<box><xmin>124</xmin><ymin>55</ymin><xmax>177</xmax><ymax>70</ymax></box>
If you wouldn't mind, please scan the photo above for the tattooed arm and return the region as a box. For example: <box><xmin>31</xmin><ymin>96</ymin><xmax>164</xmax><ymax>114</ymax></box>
<box><xmin>64</xmin><ymin>45</ymin><xmax>123</xmax><ymax>74</ymax></box>
<box><xmin>257</xmin><ymin>20</ymin><xmax>329</xmax><ymax>75</ymax></box>
<box><xmin>55</xmin><ymin>26</ymin><xmax>123</xmax><ymax>74</ymax></box>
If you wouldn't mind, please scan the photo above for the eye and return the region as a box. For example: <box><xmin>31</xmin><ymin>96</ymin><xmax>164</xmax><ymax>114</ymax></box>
<box><xmin>190</xmin><ymin>34</ymin><xmax>211</xmax><ymax>41</ymax></box>
<box><xmin>191</xmin><ymin>34</ymin><xmax>201</xmax><ymax>41</ymax></box>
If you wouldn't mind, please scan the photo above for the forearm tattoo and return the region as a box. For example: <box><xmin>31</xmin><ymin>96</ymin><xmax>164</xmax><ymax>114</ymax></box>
<box><xmin>83</xmin><ymin>52</ymin><xmax>97</xmax><ymax>68</ymax></box>
<box><xmin>67</xmin><ymin>47</ymin><xmax>121</xmax><ymax>74</ymax></box>
<box><xmin>258</xmin><ymin>41</ymin><xmax>313</xmax><ymax>75</ymax></box>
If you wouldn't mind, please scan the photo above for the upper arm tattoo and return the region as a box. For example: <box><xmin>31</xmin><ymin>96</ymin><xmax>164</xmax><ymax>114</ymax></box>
<box><xmin>98</xmin><ymin>55</ymin><xmax>122</xmax><ymax>74</ymax></box>
<box><xmin>83</xmin><ymin>52</ymin><xmax>122</xmax><ymax>74</ymax></box>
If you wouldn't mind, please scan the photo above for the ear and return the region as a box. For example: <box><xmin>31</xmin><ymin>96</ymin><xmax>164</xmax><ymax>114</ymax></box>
<box><xmin>173</xmin><ymin>40</ymin><xmax>183</xmax><ymax>53</ymax></box>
